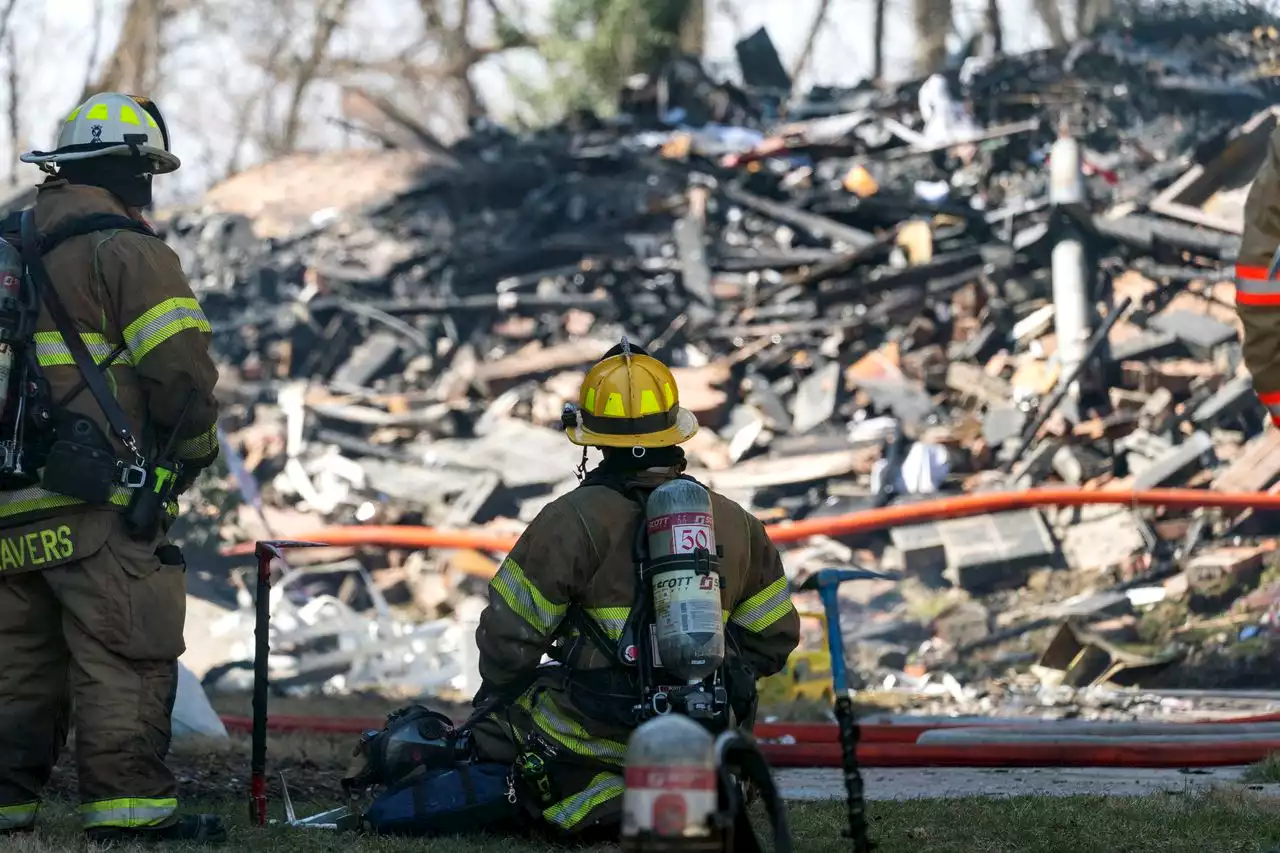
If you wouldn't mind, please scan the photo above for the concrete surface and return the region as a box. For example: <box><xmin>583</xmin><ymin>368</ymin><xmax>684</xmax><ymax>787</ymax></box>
<box><xmin>775</xmin><ymin>766</ymin><xmax>1261</xmax><ymax>800</ymax></box>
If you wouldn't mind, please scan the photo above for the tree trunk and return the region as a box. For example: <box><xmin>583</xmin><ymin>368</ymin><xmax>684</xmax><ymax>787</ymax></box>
<box><xmin>678</xmin><ymin>0</ymin><xmax>705</xmax><ymax>56</ymax></box>
<box><xmin>6</xmin><ymin>33</ymin><xmax>16</xmax><ymax>184</ymax></box>
<box><xmin>873</xmin><ymin>0</ymin><xmax>886</xmax><ymax>81</ymax></box>
<box><xmin>1033</xmin><ymin>0</ymin><xmax>1068</xmax><ymax>47</ymax></box>
<box><xmin>985</xmin><ymin>0</ymin><xmax>1003</xmax><ymax>54</ymax></box>
<box><xmin>1077</xmin><ymin>0</ymin><xmax>1112</xmax><ymax>38</ymax></box>
<box><xmin>913</xmin><ymin>0</ymin><xmax>952</xmax><ymax>77</ymax></box>
<box><xmin>86</xmin><ymin>0</ymin><xmax>171</xmax><ymax>99</ymax></box>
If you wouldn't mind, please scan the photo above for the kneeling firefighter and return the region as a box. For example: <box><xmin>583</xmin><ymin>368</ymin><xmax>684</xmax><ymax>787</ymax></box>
<box><xmin>0</xmin><ymin>93</ymin><xmax>222</xmax><ymax>844</ymax></box>
<box><xmin>468</xmin><ymin>340</ymin><xmax>801</xmax><ymax>837</ymax></box>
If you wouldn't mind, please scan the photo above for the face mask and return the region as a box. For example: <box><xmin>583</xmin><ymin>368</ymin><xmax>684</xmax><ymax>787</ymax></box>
<box><xmin>111</xmin><ymin>171</ymin><xmax>153</xmax><ymax>208</ymax></box>
<box><xmin>59</xmin><ymin>156</ymin><xmax>153</xmax><ymax>208</ymax></box>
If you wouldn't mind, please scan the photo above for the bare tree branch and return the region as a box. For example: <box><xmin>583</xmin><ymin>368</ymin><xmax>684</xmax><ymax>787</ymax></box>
<box><xmin>791</xmin><ymin>0</ymin><xmax>832</xmax><ymax>83</ymax></box>
<box><xmin>277</xmin><ymin>0</ymin><xmax>354</xmax><ymax>153</ymax></box>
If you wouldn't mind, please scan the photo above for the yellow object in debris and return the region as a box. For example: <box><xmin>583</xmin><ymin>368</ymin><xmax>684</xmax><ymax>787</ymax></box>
<box><xmin>662</xmin><ymin>134</ymin><xmax>693</xmax><ymax>160</ymax></box>
<box><xmin>842</xmin><ymin>164</ymin><xmax>879</xmax><ymax>197</ymax></box>
<box><xmin>758</xmin><ymin>609</ymin><xmax>836</xmax><ymax>703</ymax></box>
<box><xmin>896</xmin><ymin>219</ymin><xmax>934</xmax><ymax>265</ymax></box>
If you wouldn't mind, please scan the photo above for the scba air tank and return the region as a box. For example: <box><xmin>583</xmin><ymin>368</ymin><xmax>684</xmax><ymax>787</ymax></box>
<box><xmin>0</xmin><ymin>239</ymin><xmax>24</xmax><ymax>427</ymax></box>
<box><xmin>621</xmin><ymin>714</ymin><xmax>721</xmax><ymax>853</ymax></box>
<box><xmin>645</xmin><ymin>479</ymin><xmax>725</xmax><ymax>682</ymax></box>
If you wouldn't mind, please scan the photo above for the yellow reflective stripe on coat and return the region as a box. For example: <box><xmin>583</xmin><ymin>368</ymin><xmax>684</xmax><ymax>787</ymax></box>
<box><xmin>32</xmin><ymin>331</ymin><xmax>133</xmax><ymax>368</ymax></box>
<box><xmin>123</xmin><ymin>297</ymin><xmax>211</xmax><ymax>362</ymax></box>
<box><xmin>517</xmin><ymin>693</ymin><xmax>626</xmax><ymax>765</ymax></box>
<box><xmin>176</xmin><ymin>423</ymin><xmax>218</xmax><ymax>461</ymax></box>
<box><xmin>584</xmin><ymin>606</ymin><xmax>629</xmax><ymax>640</ymax></box>
<box><xmin>543</xmin><ymin>772</ymin><xmax>623</xmax><ymax>830</ymax></box>
<box><xmin>491</xmin><ymin>557</ymin><xmax>566</xmax><ymax>635</ymax></box>
<box><xmin>0</xmin><ymin>801</ymin><xmax>38</xmax><ymax>829</ymax></box>
<box><xmin>0</xmin><ymin>483</ymin><xmax>133</xmax><ymax>519</ymax></box>
<box><xmin>730</xmin><ymin>576</ymin><xmax>795</xmax><ymax>633</ymax></box>
<box><xmin>79</xmin><ymin>796</ymin><xmax>177</xmax><ymax>828</ymax></box>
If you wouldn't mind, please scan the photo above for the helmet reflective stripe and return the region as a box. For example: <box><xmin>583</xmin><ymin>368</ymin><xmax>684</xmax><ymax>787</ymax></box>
<box><xmin>22</xmin><ymin>92</ymin><xmax>179</xmax><ymax>174</ymax></box>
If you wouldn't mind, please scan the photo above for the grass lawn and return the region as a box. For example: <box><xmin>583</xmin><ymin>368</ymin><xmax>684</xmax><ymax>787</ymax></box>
<box><xmin>1246</xmin><ymin>754</ymin><xmax>1280</xmax><ymax>784</ymax></box>
<box><xmin>8</xmin><ymin>789</ymin><xmax>1280</xmax><ymax>852</ymax></box>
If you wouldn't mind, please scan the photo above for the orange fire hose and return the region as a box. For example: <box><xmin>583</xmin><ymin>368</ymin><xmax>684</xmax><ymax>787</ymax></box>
<box><xmin>218</xmin><ymin>714</ymin><xmax>1280</xmax><ymax>766</ymax></box>
<box><xmin>221</xmin><ymin>486</ymin><xmax>1280</xmax><ymax>767</ymax></box>
<box><xmin>219</xmin><ymin>711</ymin><xmax>1280</xmax><ymax>743</ymax></box>
<box><xmin>221</xmin><ymin>487</ymin><xmax>1280</xmax><ymax>559</ymax></box>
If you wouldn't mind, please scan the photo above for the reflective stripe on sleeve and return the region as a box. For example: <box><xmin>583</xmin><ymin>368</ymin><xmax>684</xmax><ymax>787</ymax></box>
<box><xmin>730</xmin><ymin>575</ymin><xmax>795</xmax><ymax>633</ymax></box>
<box><xmin>123</xmin><ymin>297</ymin><xmax>211</xmax><ymax>362</ymax></box>
<box><xmin>542</xmin><ymin>772</ymin><xmax>623</xmax><ymax>830</ymax></box>
<box><xmin>1236</xmin><ymin>264</ymin><xmax>1280</xmax><ymax>307</ymax></box>
<box><xmin>79</xmin><ymin>796</ymin><xmax>177</xmax><ymax>829</ymax></box>
<box><xmin>584</xmin><ymin>606</ymin><xmax>629</xmax><ymax>640</ymax></box>
<box><xmin>0</xmin><ymin>801</ymin><xmax>38</xmax><ymax>829</ymax></box>
<box><xmin>32</xmin><ymin>331</ymin><xmax>133</xmax><ymax>369</ymax></box>
<box><xmin>176</xmin><ymin>424</ymin><xmax>218</xmax><ymax>461</ymax></box>
<box><xmin>490</xmin><ymin>557</ymin><xmax>566</xmax><ymax>635</ymax></box>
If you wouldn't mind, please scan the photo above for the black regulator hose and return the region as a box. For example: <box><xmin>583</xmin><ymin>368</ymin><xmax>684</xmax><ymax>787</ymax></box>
<box><xmin>715</xmin><ymin>730</ymin><xmax>794</xmax><ymax>853</ymax></box>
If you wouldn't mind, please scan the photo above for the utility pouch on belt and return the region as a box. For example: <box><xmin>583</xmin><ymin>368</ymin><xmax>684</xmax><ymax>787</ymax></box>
<box><xmin>41</xmin><ymin>440</ymin><xmax>117</xmax><ymax>504</ymax></box>
<box><xmin>39</xmin><ymin>412</ymin><xmax>124</xmax><ymax>505</ymax></box>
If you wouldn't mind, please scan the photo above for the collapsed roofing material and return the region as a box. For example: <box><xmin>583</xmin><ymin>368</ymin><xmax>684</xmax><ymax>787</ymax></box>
<box><xmin>172</xmin><ymin>13</ymin><xmax>1280</xmax><ymax>706</ymax></box>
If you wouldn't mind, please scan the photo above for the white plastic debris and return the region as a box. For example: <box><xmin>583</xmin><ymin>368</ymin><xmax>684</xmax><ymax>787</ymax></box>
<box><xmin>172</xmin><ymin>662</ymin><xmax>228</xmax><ymax>740</ymax></box>
<box><xmin>918</xmin><ymin>74</ymin><xmax>980</xmax><ymax>147</ymax></box>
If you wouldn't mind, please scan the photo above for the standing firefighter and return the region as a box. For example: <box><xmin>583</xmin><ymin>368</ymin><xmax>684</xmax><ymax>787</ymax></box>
<box><xmin>0</xmin><ymin>93</ymin><xmax>223</xmax><ymax>844</ymax></box>
<box><xmin>470</xmin><ymin>341</ymin><xmax>800</xmax><ymax>837</ymax></box>
<box><xmin>1237</xmin><ymin>128</ymin><xmax>1280</xmax><ymax>427</ymax></box>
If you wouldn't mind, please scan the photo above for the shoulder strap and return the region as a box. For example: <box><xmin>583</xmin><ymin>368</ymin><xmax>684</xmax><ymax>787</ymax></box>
<box><xmin>19</xmin><ymin>208</ymin><xmax>145</xmax><ymax>465</ymax></box>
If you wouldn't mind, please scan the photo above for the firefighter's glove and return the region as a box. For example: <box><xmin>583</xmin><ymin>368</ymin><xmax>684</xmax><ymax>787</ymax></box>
<box><xmin>726</xmin><ymin>656</ymin><xmax>759</xmax><ymax>728</ymax></box>
<box><xmin>174</xmin><ymin>466</ymin><xmax>202</xmax><ymax>497</ymax></box>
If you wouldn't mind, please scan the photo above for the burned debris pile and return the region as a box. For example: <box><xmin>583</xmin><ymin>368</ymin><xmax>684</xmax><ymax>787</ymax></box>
<box><xmin>171</xmin><ymin>11</ymin><xmax>1280</xmax><ymax>708</ymax></box>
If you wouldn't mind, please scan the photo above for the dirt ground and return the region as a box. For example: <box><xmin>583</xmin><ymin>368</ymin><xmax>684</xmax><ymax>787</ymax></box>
<box><xmin>47</xmin><ymin>731</ymin><xmax>350</xmax><ymax>805</ymax></box>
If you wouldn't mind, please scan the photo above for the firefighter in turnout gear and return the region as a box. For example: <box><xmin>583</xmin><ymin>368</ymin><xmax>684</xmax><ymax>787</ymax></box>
<box><xmin>1236</xmin><ymin>125</ymin><xmax>1280</xmax><ymax>427</ymax></box>
<box><xmin>470</xmin><ymin>341</ymin><xmax>800</xmax><ymax>837</ymax></box>
<box><xmin>0</xmin><ymin>93</ymin><xmax>224</xmax><ymax>844</ymax></box>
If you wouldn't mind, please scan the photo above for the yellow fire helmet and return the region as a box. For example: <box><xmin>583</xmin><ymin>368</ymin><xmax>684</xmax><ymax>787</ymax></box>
<box><xmin>562</xmin><ymin>339</ymin><xmax>699</xmax><ymax>449</ymax></box>
<box><xmin>21</xmin><ymin>92</ymin><xmax>179</xmax><ymax>174</ymax></box>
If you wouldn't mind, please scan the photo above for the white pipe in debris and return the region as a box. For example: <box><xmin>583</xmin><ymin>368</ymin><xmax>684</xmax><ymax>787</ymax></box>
<box><xmin>916</xmin><ymin>727</ymin><xmax>1280</xmax><ymax>742</ymax></box>
<box><xmin>918</xmin><ymin>722</ymin><xmax>1280</xmax><ymax>744</ymax></box>
<box><xmin>1050</xmin><ymin>133</ymin><xmax>1091</xmax><ymax>407</ymax></box>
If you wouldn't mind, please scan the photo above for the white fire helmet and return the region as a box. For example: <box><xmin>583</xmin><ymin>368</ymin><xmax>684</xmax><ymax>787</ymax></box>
<box><xmin>21</xmin><ymin>92</ymin><xmax>179</xmax><ymax>175</ymax></box>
